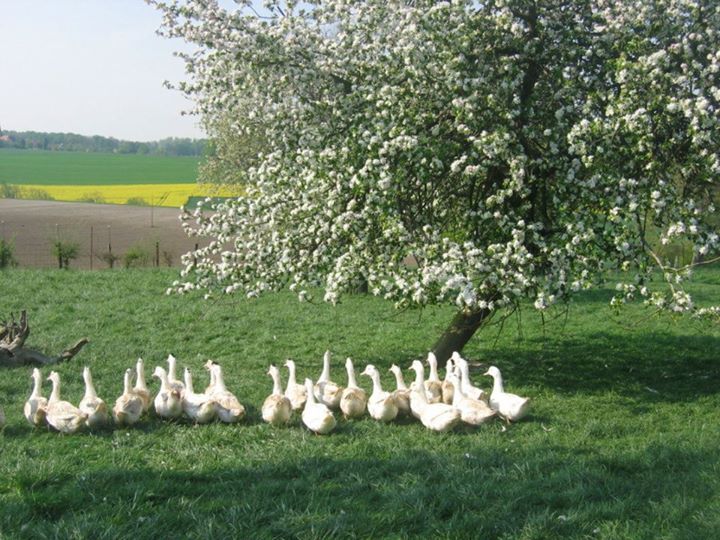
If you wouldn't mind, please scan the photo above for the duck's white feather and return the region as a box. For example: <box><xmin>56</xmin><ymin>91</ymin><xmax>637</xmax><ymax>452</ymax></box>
<box><xmin>46</xmin><ymin>371</ymin><xmax>86</xmax><ymax>434</ymax></box>
<box><xmin>24</xmin><ymin>368</ymin><xmax>48</xmax><ymax>427</ymax></box>
<box><xmin>302</xmin><ymin>378</ymin><xmax>336</xmax><ymax>434</ymax></box>
<box><xmin>113</xmin><ymin>369</ymin><xmax>144</xmax><ymax>426</ymax></box>
<box><xmin>484</xmin><ymin>365</ymin><xmax>530</xmax><ymax>421</ymax></box>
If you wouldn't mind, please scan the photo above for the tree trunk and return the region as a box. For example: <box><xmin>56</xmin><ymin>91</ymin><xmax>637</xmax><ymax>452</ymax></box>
<box><xmin>432</xmin><ymin>308</ymin><xmax>493</xmax><ymax>364</ymax></box>
<box><xmin>0</xmin><ymin>310</ymin><xmax>88</xmax><ymax>367</ymax></box>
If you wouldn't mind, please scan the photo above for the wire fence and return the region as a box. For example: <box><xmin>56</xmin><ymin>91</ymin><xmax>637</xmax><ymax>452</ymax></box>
<box><xmin>0</xmin><ymin>200</ymin><xmax>202</xmax><ymax>270</ymax></box>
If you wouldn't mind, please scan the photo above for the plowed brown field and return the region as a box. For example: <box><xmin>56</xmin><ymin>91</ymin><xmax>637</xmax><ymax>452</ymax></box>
<box><xmin>0</xmin><ymin>199</ymin><xmax>201</xmax><ymax>269</ymax></box>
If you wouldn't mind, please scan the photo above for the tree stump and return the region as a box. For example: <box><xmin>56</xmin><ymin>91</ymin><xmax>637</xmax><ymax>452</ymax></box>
<box><xmin>0</xmin><ymin>310</ymin><xmax>88</xmax><ymax>367</ymax></box>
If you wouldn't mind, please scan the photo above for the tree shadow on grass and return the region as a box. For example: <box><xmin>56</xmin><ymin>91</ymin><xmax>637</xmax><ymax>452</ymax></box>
<box><xmin>4</xmin><ymin>442</ymin><xmax>718</xmax><ymax>539</ymax></box>
<box><xmin>358</xmin><ymin>329</ymin><xmax>720</xmax><ymax>405</ymax></box>
<box><xmin>485</xmin><ymin>332</ymin><xmax>720</xmax><ymax>402</ymax></box>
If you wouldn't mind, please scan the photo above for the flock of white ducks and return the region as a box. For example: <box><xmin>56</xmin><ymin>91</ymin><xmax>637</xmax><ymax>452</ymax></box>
<box><xmin>9</xmin><ymin>351</ymin><xmax>530</xmax><ymax>435</ymax></box>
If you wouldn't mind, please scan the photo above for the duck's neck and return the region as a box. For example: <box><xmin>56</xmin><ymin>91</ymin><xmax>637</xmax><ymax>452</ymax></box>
<box><xmin>459</xmin><ymin>362</ymin><xmax>473</xmax><ymax>392</ymax></box>
<box><xmin>49</xmin><ymin>378</ymin><xmax>61</xmax><ymax>403</ymax></box>
<box><xmin>369</xmin><ymin>371</ymin><xmax>383</xmax><ymax>396</ymax></box>
<box><xmin>491</xmin><ymin>371</ymin><xmax>504</xmax><ymax>395</ymax></box>
<box><xmin>392</xmin><ymin>369</ymin><xmax>407</xmax><ymax>390</ymax></box>
<box><xmin>346</xmin><ymin>360</ymin><xmax>359</xmax><ymax>389</ymax></box>
<box><xmin>428</xmin><ymin>355</ymin><xmax>440</xmax><ymax>382</ymax></box>
<box><xmin>444</xmin><ymin>361</ymin><xmax>454</xmax><ymax>382</ymax></box>
<box><xmin>167</xmin><ymin>356</ymin><xmax>178</xmax><ymax>383</ymax></box>
<box><xmin>450</xmin><ymin>372</ymin><xmax>467</xmax><ymax>406</ymax></box>
<box><xmin>135</xmin><ymin>360</ymin><xmax>147</xmax><ymax>391</ymax></box>
<box><xmin>319</xmin><ymin>352</ymin><xmax>331</xmax><ymax>382</ymax></box>
<box><xmin>412</xmin><ymin>365</ymin><xmax>424</xmax><ymax>388</ymax></box>
<box><xmin>271</xmin><ymin>370</ymin><xmax>283</xmax><ymax>395</ymax></box>
<box><xmin>184</xmin><ymin>370</ymin><xmax>195</xmax><ymax>394</ymax></box>
<box><xmin>123</xmin><ymin>372</ymin><xmax>133</xmax><ymax>395</ymax></box>
<box><xmin>304</xmin><ymin>380</ymin><xmax>316</xmax><ymax>405</ymax></box>
<box><xmin>409</xmin><ymin>373</ymin><xmax>428</xmax><ymax>409</ymax></box>
<box><xmin>450</xmin><ymin>374</ymin><xmax>463</xmax><ymax>406</ymax></box>
<box><xmin>83</xmin><ymin>370</ymin><xmax>97</xmax><ymax>400</ymax></box>
<box><xmin>31</xmin><ymin>373</ymin><xmax>43</xmax><ymax>398</ymax></box>
<box><xmin>287</xmin><ymin>362</ymin><xmax>297</xmax><ymax>386</ymax></box>
<box><xmin>159</xmin><ymin>370</ymin><xmax>171</xmax><ymax>392</ymax></box>
<box><xmin>213</xmin><ymin>366</ymin><xmax>227</xmax><ymax>393</ymax></box>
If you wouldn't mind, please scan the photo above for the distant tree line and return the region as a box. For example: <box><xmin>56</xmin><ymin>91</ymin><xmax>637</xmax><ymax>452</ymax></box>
<box><xmin>0</xmin><ymin>130</ymin><xmax>206</xmax><ymax>157</ymax></box>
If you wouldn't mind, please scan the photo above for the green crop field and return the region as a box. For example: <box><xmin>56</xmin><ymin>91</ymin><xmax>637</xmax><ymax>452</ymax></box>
<box><xmin>0</xmin><ymin>268</ymin><xmax>719</xmax><ymax>538</ymax></box>
<box><xmin>0</xmin><ymin>148</ymin><xmax>199</xmax><ymax>185</ymax></box>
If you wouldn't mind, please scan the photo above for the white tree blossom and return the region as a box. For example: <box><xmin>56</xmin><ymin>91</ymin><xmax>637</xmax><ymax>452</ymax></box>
<box><xmin>150</xmin><ymin>0</ymin><xmax>719</xmax><ymax>348</ymax></box>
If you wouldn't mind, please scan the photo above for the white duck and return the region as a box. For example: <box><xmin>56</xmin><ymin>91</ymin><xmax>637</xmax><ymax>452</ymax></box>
<box><xmin>449</xmin><ymin>370</ymin><xmax>496</xmax><ymax>426</ymax></box>
<box><xmin>301</xmin><ymin>378</ymin><xmax>336</xmax><ymax>434</ymax></box>
<box><xmin>452</xmin><ymin>352</ymin><xmax>486</xmax><ymax>402</ymax></box>
<box><xmin>340</xmin><ymin>358</ymin><xmax>367</xmax><ymax>419</ymax></box>
<box><xmin>153</xmin><ymin>366</ymin><xmax>183</xmax><ymax>419</ymax></box>
<box><xmin>166</xmin><ymin>353</ymin><xmax>185</xmax><ymax>394</ymax></box>
<box><xmin>113</xmin><ymin>368</ymin><xmax>144</xmax><ymax>426</ymax></box>
<box><xmin>284</xmin><ymin>359</ymin><xmax>307</xmax><ymax>411</ymax></box>
<box><xmin>314</xmin><ymin>350</ymin><xmax>344</xmax><ymax>410</ymax></box>
<box><xmin>484</xmin><ymin>365</ymin><xmax>531</xmax><ymax>422</ymax></box>
<box><xmin>133</xmin><ymin>357</ymin><xmax>152</xmax><ymax>413</ymax></box>
<box><xmin>424</xmin><ymin>352</ymin><xmax>443</xmax><ymax>404</ymax></box>
<box><xmin>408</xmin><ymin>360</ymin><xmax>461</xmax><ymax>433</ymax></box>
<box><xmin>182</xmin><ymin>367</ymin><xmax>218</xmax><ymax>424</ymax></box>
<box><xmin>361</xmin><ymin>364</ymin><xmax>398</xmax><ymax>422</ymax></box>
<box><xmin>407</xmin><ymin>360</ymin><xmax>428</xmax><ymax>419</ymax></box>
<box><xmin>45</xmin><ymin>371</ymin><xmax>87</xmax><ymax>434</ymax></box>
<box><xmin>388</xmin><ymin>364</ymin><xmax>412</xmax><ymax>417</ymax></box>
<box><xmin>24</xmin><ymin>367</ymin><xmax>48</xmax><ymax>427</ymax></box>
<box><xmin>208</xmin><ymin>362</ymin><xmax>245</xmax><ymax>423</ymax></box>
<box><xmin>442</xmin><ymin>359</ymin><xmax>455</xmax><ymax>405</ymax></box>
<box><xmin>79</xmin><ymin>366</ymin><xmax>109</xmax><ymax>429</ymax></box>
<box><xmin>262</xmin><ymin>364</ymin><xmax>292</xmax><ymax>426</ymax></box>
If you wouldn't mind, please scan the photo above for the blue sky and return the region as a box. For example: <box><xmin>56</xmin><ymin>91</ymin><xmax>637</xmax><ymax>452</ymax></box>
<box><xmin>0</xmin><ymin>0</ymin><xmax>206</xmax><ymax>141</ymax></box>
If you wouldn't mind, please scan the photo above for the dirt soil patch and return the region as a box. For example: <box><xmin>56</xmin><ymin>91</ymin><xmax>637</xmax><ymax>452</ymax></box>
<box><xmin>0</xmin><ymin>199</ymin><xmax>202</xmax><ymax>269</ymax></box>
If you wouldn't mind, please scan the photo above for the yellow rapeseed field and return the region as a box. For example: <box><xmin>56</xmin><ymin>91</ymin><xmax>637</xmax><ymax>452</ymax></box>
<box><xmin>16</xmin><ymin>183</ymin><xmax>238</xmax><ymax>207</ymax></box>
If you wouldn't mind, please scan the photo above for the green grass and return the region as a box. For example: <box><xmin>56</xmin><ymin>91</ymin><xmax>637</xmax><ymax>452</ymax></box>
<box><xmin>0</xmin><ymin>268</ymin><xmax>719</xmax><ymax>539</ymax></box>
<box><xmin>0</xmin><ymin>149</ymin><xmax>199</xmax><ymax>185</ymax></box>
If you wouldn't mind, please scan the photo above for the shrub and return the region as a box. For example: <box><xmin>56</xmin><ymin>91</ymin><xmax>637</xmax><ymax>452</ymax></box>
<box><xmin>126</xmin><ymin>197</ymin><xmax>149</xmax><ymax>206</ymax></box>
<box><xmin>98</xmin><ymin>251</ymin><xmax>121</xmax><ymax>269</ymax></box>
<box><xmin>22</xmin><ymin>188</ymin><xmax>55</xmax><ymax>201</ymax></box>
<box><xmin>79</xmin><ymin>192</ymin><xmax>106</xmax><ymax>204</ymax></box>
<box><xmin>123</xmin><ymin>244</ymin><xmax>151</xmax><ymax>269</ymax></box>
<box><xmin>0</xmin><ymin>239</ymin><xmax>17</xmax><ymax>269</ymax></box>
<box><xmin>0</xmin><ymin>183</ymin><xmax>21</xmax><ymax>199</ymax></box>
<box><xmin>51</xmin><ymin>240</ymin><xmax>80</xmax><ymax>269</ymax></box>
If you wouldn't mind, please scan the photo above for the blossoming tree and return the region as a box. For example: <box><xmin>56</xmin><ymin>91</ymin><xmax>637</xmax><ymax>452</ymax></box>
<box><xmin>151</xmin><ymin>0</ymin><xmax>719</xmax><ymax>360</ymax></box>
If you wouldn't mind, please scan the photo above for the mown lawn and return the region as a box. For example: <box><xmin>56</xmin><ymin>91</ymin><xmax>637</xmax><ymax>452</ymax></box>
<box><xmin>0</xmin><ymin>269</ymin><xmax>718</xmax><ymax>539</ymax></box>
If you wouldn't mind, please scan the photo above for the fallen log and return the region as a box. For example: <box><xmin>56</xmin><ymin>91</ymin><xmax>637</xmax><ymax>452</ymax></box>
<box><xmin>0</xmin><ymin>310</ymin><xmax>88</xmax><ymax>367</ymax></box>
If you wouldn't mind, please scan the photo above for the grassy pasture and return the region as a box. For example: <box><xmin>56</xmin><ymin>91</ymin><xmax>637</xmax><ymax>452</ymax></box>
<box><xmin>0</xmin><ymin>149</ymin><xmax>237</xmax><ymax>207</ymax></box>
<box><xmin>0</xmin><ymin>149</ymin><xmax>199</xmax><ymax>185</ymax></box>
<box><xmin>0</xmin><ymin>269</ymin><xmax>718</xmax><ymax>538</ymax></box>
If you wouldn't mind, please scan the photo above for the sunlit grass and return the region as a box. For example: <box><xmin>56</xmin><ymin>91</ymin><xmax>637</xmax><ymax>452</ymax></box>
<box><xmin>0</xmin><ymin>268</ymin><xmax>718</xmax><ymax>538</ymax></box>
